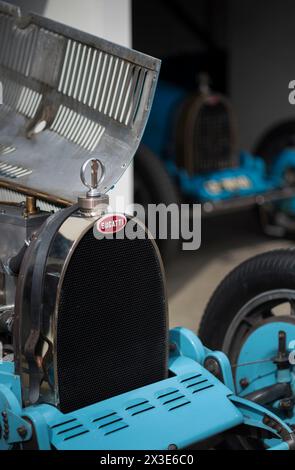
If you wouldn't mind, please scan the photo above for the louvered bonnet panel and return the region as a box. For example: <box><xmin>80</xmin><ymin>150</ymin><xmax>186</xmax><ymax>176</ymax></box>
<box><xmin>0</xmin><ymin>2</ymin><xmax>161</xmax><ymax>203</ymax></box>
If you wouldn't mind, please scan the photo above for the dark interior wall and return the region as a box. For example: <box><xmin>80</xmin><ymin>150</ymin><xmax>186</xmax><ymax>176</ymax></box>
<box><xmin>132</xmin><ymin>0</ymin><xmax>229</xmax><ymax>91</ymax></box>
<box><xmin>132</xmin><ymin>0</ymin><xmax>228</xmax><ymax>57</ymax></box>
<box><xmin>228</xmin><ymin>0</ymin><xmax>295</xmax><ymax>149</ymax></box>
<box><xmin>133</xmin><ymin>0</ymin><xmax>295</xmax><ymax>149</ymax></box>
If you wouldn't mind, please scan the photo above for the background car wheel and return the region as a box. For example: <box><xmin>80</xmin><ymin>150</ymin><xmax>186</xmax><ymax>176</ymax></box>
<box><xmin>254</xmin><ymin>119</ymin><xmax>295</xmax><ymax>165</ymax></box>
<box><xmin>199</xmin><ymin>249</ymin><xmax>295</xmax><ymax>449</ymax></box>
<box><xmin>254</xmin><ymin>120</ymin><xmax>295</xmax><ymax>237</ymax></box>
<box><xmin>134</xmin><ymin>145</ymin><xmax>180</xmax><ymax>264</ymax></box>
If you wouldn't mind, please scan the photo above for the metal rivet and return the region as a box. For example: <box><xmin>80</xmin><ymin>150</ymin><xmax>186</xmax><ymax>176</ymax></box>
<box><xmin>17</xmin><ymin>426</ymin><xmax>28</xmax><ymax>439</ymax></box>
<box><xmin>239</xmin><ymin>378</ymin><xmax>249</xmax><ymax>389</ymax></box>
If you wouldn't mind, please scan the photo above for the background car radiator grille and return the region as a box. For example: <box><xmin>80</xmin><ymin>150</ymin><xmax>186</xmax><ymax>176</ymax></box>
<box><xmin>176</xmin><ymin>94</ymin><xmax>237</xmax><ymax>174</ymax></box>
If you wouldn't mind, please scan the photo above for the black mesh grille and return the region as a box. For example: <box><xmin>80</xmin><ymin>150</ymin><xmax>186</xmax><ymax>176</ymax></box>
<box><xmin>56</xmin><ymin>222</ymin><xmax>168</xmax><ymax>413</ymax></box>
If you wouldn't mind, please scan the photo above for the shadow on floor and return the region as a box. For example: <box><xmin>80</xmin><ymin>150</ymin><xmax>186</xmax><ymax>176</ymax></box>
<box><xmin>166</xmin><ymin>208</ymin><xmax>268</xmax><ymax>295</ymax></box>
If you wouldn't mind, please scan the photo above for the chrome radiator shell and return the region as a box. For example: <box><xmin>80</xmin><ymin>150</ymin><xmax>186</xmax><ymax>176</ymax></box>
<box><xmin>14</xmin><ymin>208</ymin><xmax>168</xmax><ymax>411</ymax></box>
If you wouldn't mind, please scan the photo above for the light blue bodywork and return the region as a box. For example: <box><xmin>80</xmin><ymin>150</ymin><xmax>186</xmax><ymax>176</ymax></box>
<box><xmin>0</xmin><ymin>328</ymin><xmax>294</xmax><ymax>450</ymax></box>
<box><xmin>234</xmin><ymin>321</ymin><xmax>295</xmax><ymax>448</ymax></box>
<box><xmin>236</xmin><ymin>322</ymin><xmax>295</xmax><ymax>399</ymax></box>
<box><xmin>166</xmin><ymin>152</ymin><xmax>275</xmax><ymax>202</ymax></box>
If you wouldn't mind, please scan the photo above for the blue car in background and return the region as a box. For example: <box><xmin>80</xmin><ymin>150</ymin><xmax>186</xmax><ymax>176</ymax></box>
<box><xmin>134</xmin><ymin>79</ymin><xmax>295</xmax><ymax>260</ymax></box>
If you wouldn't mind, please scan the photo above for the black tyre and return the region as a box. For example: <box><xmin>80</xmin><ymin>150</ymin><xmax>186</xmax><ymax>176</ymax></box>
<box><xmin>199</xmin><ymin>249</ymin><xmax>295</xmax><ymax>352</ymax></box>
<box><xmin>254</xmin><ymin>119</ymin><xmax>295</xmax><ymax>165</ymax></box>
<box><xmin>134</xmin><ymin>145</ymin><xmax>180</xmax><ymax>263</ymax></box>
<box><xmin>199</xmin><ymin>249</ymin><xmax>295</xmax><ymax>449</ymax></box>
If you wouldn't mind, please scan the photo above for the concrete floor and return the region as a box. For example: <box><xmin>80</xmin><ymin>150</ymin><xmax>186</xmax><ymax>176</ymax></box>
<box><xmin>166</xmin><ymin>209</ymin><xmax>294</xmax><ymax>331</ymax></box>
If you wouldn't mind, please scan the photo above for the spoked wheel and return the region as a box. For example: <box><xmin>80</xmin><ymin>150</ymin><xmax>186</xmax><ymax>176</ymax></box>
<box><xmin>199</xmin><ymin>249</ymin><xmax>295</xmax><ymax>449</ymax></box>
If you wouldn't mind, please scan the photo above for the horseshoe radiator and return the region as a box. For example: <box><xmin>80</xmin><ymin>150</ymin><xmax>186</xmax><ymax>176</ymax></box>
<box><xmin>15</xmin><ymin>211</ymin><xmax>168</xmax><ymax>412</ymax></box>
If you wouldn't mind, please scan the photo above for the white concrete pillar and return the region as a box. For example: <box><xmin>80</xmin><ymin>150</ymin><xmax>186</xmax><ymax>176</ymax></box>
<box><xmin>44</xmin><ymin>0</ymin><xmax>133</xmax><ymax>208</ymax></box>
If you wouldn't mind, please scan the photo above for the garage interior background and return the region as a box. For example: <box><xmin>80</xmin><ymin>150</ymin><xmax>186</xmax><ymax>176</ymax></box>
<box><xmin>6</xmin><ymin>0</ymin><xmax>295</xmax><ymax>329</ymax></box>
<box><xmin>134</xmin><ymin>0</ymin><xmax>295</xmax><ymax>150</ymax></box>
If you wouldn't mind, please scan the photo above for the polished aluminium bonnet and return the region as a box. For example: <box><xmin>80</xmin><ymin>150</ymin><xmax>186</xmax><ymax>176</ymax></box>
<box><xmin>2</xmin><ymin>1</ymin><xmax>165</xmax><ymax>408</ymax></box>
<box><xmin>0</xmin><ymin>1</ymin><xmax>161</xmax><ymax>205</ymax></box>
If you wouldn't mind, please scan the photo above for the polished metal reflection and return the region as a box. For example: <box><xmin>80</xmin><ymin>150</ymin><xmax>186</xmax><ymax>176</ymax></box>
<box><xmin>17</xmin><ymin>209</ymin><xmax>106</xmax><ymax>405</ymax></box>
<box><xmin>0</xmin><ymin>1</ymin><xmax>161</xmax><ymax>204</ymax></box>
<box><xmin>0</xmin><ymin>202</ymin><xmax>50</xmax><ymax>311</ymax></box>
<box><xmin>0</xmin><ymin>304</ymin><xmax>14</xmax><ymax>333</ymax></box>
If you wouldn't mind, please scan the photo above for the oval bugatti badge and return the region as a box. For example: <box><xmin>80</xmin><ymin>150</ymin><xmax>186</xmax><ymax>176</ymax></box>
<box><xmin>96</xmin><ymin>214</ymin><xmax>127</xmax><ymax>234</ymax></box>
